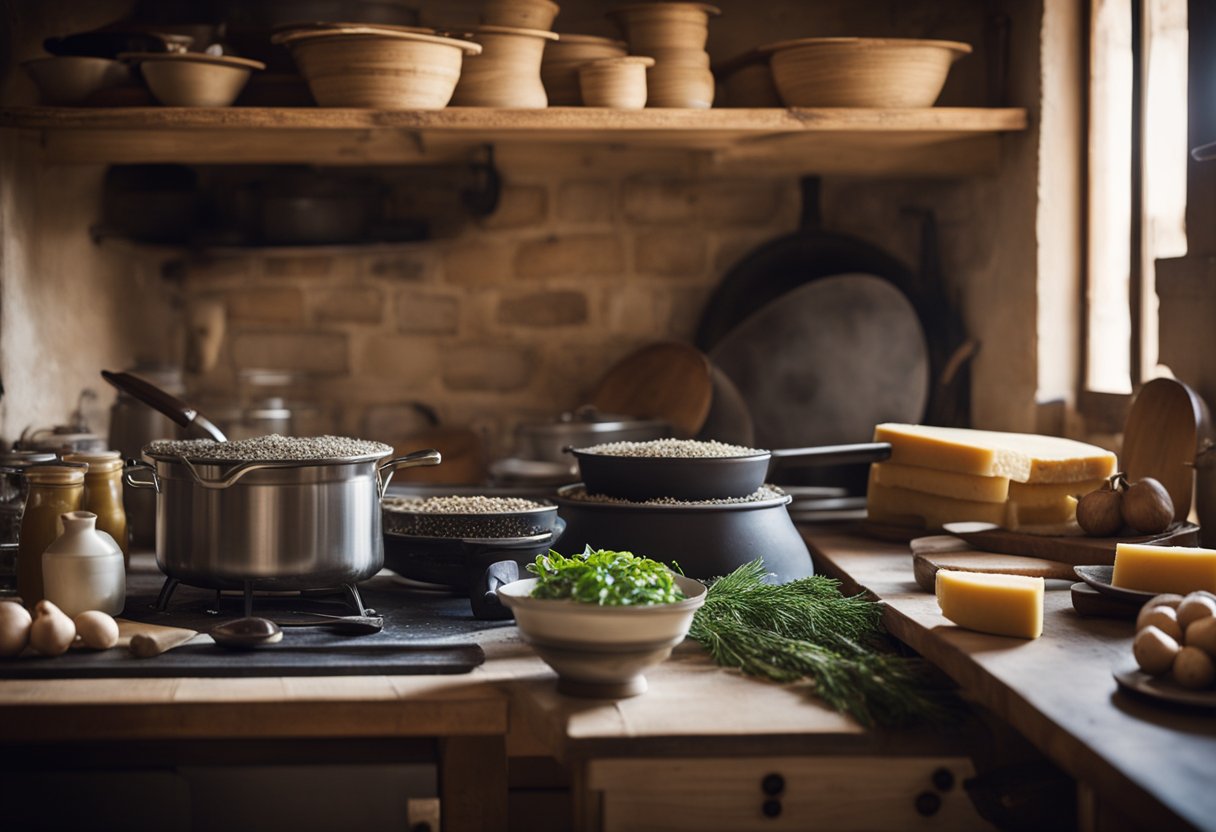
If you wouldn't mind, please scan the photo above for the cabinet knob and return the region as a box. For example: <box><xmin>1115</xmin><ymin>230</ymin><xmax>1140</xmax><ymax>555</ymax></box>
<box><xmin>915</xmin><ymin>791</ymin><xmax>942</xmax><ymax>817</ymax></box>
<box><xmin>761</xmin><ymin>773</ymin><xmax>785</xmax><ymax>796</ymax></box>
<box><xmin>761</xmin><ymin>799</ymin><xmax>783</xmax><ymax>818</ymax></box>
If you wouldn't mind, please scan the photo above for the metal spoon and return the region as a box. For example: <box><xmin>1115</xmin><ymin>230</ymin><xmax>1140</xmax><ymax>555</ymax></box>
<box><xmin>210</xmin><ymin>617</ymin><xmax>283</xmax><ymax>649</ymax></box>
<box><xmin>277</xmin><ymin>613</ymin><xmax>384</xmax><ymax>635</ymax></box>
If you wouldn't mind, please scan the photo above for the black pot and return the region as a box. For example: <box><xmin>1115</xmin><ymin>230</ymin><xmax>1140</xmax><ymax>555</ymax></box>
<box><xmin>553</xmin><ymin>486</ymin><xmax>812</xmax><ymax>583</ymax></box>
<box><xmin>383</xmin><ymin>519</ymin><xmax>564</xmax><ymax>620</ymax></box>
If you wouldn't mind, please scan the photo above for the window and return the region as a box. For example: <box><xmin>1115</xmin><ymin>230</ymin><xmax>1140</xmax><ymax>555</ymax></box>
<box><xmin>1085</xmin><ymin>0</ymin><xmax>1188</xmax><ymax>398</ymax></box>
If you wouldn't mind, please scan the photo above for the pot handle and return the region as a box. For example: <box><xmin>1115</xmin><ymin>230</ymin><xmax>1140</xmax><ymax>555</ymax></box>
<box><xmin>769</xmin><ymin>442</ymin><xmax>892</xmax><ymax>468</ymax></box>
<box><xmin>123</xmin><ymin>459</ymin><xmax>161</xmax><ymax>493</ymax></box>
<box><xmin>377</xmin><ymin>449</ymin><xmax>442</xmax><ymax>496</ymax></box>
<box><xmin>471</xmin><ymin>560</ymin><xmax>520</xmax><ymax>621</ymax></box>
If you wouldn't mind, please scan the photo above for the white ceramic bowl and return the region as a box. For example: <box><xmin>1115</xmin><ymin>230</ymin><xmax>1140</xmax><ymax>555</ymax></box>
<box><xmin>22</xmin><ymin>56</ymin><xmax>131</xmax><ymax>105</ymax></box>
<box><xmin>497</xmin><ymin>572</ymin><xmax>706</xmax><ymax>697</ymax></box>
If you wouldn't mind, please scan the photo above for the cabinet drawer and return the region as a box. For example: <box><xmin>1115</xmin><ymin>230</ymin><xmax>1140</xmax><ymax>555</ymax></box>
<box><xmin>587</xmin><ymin>755</ymin><xmax>990</xmax><ymax>832</ymax></box>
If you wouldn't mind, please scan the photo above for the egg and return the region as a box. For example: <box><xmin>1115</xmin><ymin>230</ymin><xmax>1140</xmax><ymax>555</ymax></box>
<box><xmin>74</xmin><ymin>610</ymin><xmax>119</xmax><ymax>650</ymax></box>
<box><xmin>29</xmin><ymin>600</ymin><xmax>76</xmax><ymax>657</ymax></box>
<box><xmin>0</xmin><ymin>601</ymin><xmax>32</xmax><ymax>658</ymax></box>
<box><xmin>1133</xmin><ymin>625</ymin><xmax>1180</xmax><ymax>676</ymax></box>
<box><xmin>1186</xmin><ymin>616</ymin><xmax>1216</xmax><ymax>658</ymax></box>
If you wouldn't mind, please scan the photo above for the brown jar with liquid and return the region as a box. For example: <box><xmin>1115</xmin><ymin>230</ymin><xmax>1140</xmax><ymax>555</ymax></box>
<box><xmin>65</xmin><ymin>451</ymin><xmax>129</xmax><ymax>567</ymax></box>
<box><xmin>16</xmin><ymin>465</ymin><xmax>84</xmax><ymax>607</ymax></box>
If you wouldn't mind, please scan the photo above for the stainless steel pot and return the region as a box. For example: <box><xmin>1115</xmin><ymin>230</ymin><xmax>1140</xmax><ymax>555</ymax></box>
<box><xmin>513</xmin><ymin>409</ymin><xmax>670</xmax><ymax>464</ymax></box>
<box><xmin>126</xmin><ymin>448</ymin><xmax>440</xmax><ymax>591</ymax></box>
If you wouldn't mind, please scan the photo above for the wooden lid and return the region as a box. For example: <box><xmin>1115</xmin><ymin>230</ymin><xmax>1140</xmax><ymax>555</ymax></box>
<box><xmin>589</xmin><ymin>341</ymin><xmax>714</xmax><ymax>438</ymax></box>
<box><xmin>271</xmin><ymin>27</ymin><xmax>484</xmax><ymax>54</ymax></box>
<box><xmin>117</xmin><ymin>52</ymin><xmax>267</xmax><ymax>70</ymax></box>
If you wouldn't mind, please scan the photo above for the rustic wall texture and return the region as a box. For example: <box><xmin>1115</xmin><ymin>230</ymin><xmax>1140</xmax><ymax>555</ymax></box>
<box><xmin>0</xmin><ymin>0</ymin><xmax>1063</xmax><ymax>459</ymax></box>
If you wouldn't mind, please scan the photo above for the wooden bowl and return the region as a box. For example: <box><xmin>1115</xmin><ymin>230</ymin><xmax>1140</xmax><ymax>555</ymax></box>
<box><xmin>578</xmin><ymin>56</ymin><xmax>654</xmax><ymax>109</ymax></box>
<box><xmin>121</xmin><ymin>53</ymin><xmax>265</xmax><ymax>107</ymax></box>
<box><xmin>22</xmin><ymin>56</ymin><xmax>131</xmax><ymax>105</ymax></box>
<box><xmin>481</xmin><ymin>0</ymin><xmax>561</xmax><ymax>31</ymax></box>
<box><xmin>451</xmin><ymin>25</ymin><xmax>559</xmax><ymax>108</ymax></box>
<box><xmin>763</xmin><ymin>37</ymin><xmax>972</xmax><ymax>108</ymax></box>
<box><xmin>274</xmin><ymin>27</ymin><xmax>482</xmax><ymax>108</ymax></box>
<box><xmin>541</xmin><ymin>33</ymin><xmax>628</xmax><ymax>105</ymax></box>
<box><xmin>608</xmin><ymin>2</ymin><xmax>720</xmax><ymax>53</ymax></box>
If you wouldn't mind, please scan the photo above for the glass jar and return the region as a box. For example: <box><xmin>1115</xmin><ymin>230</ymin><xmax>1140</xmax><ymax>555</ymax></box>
<box><xmin>17</xmin><ymin>465</ymin><xmax>84</xmax><ymax>607</ymax></box>
<box><xmin>65</xmin><ymin>451</ymin><xmax>129</xmax><ymax>567</ymax></box>
<box><xmin>0</xmin><ymin>451</ymin><xmax>57</xmax><ymax>595</ymax></box>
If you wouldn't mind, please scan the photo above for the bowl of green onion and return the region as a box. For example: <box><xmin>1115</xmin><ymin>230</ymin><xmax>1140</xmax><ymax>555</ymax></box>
<box><xmin>497</xmin><ymin>546</ymin><xmax>707</xmax><ymax>698</ymax></box>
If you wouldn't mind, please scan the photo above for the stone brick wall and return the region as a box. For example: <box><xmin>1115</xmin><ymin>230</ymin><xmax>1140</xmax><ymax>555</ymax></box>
<box><xmin>176</xmin><ymin>152</ymin><xmax>804</xmax><ymax>455</ymax></box>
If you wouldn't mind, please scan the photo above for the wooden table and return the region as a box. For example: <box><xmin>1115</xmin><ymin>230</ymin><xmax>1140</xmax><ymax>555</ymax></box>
<box><xmin>806</xmin><ymin>526</ymin><xmax>1216</xmax><ymax>832</ymax></box>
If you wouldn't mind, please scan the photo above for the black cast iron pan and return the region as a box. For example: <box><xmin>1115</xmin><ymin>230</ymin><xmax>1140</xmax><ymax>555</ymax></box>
<box><xmin>384</xmin><ymin>518</ymin><xmax>565</xmax><ymax>620</ymax></box>
<box><xmin>569</xmin><ymin>443</ymin><xmax>891</xmax><ymax>502</ymax></box>
<box><xmin>694</xmin><ymin>177</ymin><xmax>921</xmax><ymax>352</ymax></box>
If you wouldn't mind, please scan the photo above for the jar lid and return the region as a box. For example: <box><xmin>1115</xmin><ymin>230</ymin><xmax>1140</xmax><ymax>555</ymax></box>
<box><xmin>0</xmin><ymin>450</ymin><xmax>57</xmax><ymax>467</ymax></box>
<box><xmin>65</xmin><ymin>451</ymin><xmax>123</xmax><ymax>473</ymax></box>
<box><xmin>25</xmin><ymin>465</ymin><xmax>86</xmax><ymax>485</ymax></box>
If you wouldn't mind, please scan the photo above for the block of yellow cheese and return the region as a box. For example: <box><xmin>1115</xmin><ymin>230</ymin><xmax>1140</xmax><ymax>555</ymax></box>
<box><xmin>872</xmin><ymin>462</ymin><xmax>1104</xmax><ymax>506</ymax></box>
<box><xmin>935</xmin><ymin>569</ymin><xmax>1044</xmax><ymax>639</ymax></box>
<box><xmin>1111</xmin><ymin>544</ymin><xmax>1216</xmax><ymax>595</ymax></box>
<box><xmin>874</xmin><ymin>424</ymin><xmax>1116</xmax><ymax>483</ymax></box>
<box><xmin>866</xmin><ymin>475</ymin><xmax>1077</xmax><ymax>530</ymax></box>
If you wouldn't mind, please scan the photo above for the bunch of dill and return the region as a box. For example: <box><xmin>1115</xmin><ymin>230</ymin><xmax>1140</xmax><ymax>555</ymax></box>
<box><xmin>688</xmin><ymin>560</ymin><xmax>952</xmax><ymax>728</ymax></box>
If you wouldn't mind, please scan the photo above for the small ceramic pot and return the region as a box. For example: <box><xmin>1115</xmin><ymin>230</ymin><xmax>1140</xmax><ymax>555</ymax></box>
<box><xmin>451</xmin><ymin>25</ymin><xmax>560</xmax><ymax>108</ymax></box>
<box><xmin>607</xmin><ymin>2</ymin><xmax>720</xmax><ymax>53</ymax></box>
<box><xmin>42</xmin><ymin>511</ymin><xmax>125</xmax><ymax>617</ymax></box>
<box><xmin>481</xmin><ymin>0</ymin><xmax>561</xmax><ymax>30</ymax></box>
<box><xmin>647</xmin><ymin>59</ymin><xmax>714</xmax><ymax>108</ymax></box>
<box><xmin>578</xmin><ymin>56</ymin><xmax>653</xmax><ymax>109</ymax></box>
<box><xmin>541</xmin><ymin>34</ymin><xmax>628</xmax><ymax>105</ymax></box>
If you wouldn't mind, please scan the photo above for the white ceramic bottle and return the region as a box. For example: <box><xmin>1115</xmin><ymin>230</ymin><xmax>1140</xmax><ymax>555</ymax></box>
<box><xmin>42</xmin><ymin>511</ymin><xmax>125</xmax><ymax>617</ymax></box>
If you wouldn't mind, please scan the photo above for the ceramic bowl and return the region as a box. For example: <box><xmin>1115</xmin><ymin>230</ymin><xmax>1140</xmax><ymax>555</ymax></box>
<box><xmin>497</xmin><ymin>573</ymin><xmax>707</xmax><ymax>697</ymax></box>
<box><xmin>122</xmin><ymin>52</ymin><xmax>266</xmax><ymax>107</ymax></box>
<box><xmin>579</xmin><ymin>56</ymin><xmax>653</xmax><ymax>109</ymax></box>
<box><xmin>481</xmin><ymin>0</ymin><xmax>561</xmax><ymax>30</ymax></box>
<box><xmin>762</xmin><ymin>37</ymin><xmax>972</xmax><ymax>108</ymax></box>
<box><xmin>541</xmin><ymin>34</ymin><xmax>628</xmax><ymax>105</ymax></box>
<box><xmin>22</xmin><ymin>56</ymin><xmax>131</xmax><ymax>105</ymax></box>
<box><xmin>451</xmin><ymin>25</ymin><xmax>559</xmax><ymax>108</ymax></box>
<box><xmin>274</xmin><ymin>27</ymin><xmax>482</xmax><ymax>108</ymax></box>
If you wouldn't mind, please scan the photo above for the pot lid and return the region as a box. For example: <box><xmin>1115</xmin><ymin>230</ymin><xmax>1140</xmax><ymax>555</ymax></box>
<box><xmin>0</xmin><ymin>450</ymin><xmax>57</xmax><ymax>467</ymax></box>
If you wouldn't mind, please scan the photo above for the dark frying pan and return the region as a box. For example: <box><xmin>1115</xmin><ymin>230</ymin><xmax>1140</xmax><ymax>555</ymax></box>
<box><xmin>694</xmin><ymin>177</ymin><xmax>921</xmax><ymax>351</ymax></box>
<box><xmin>570</xmin><ymin>442</ymin><xmax>891</xmax><ymax>502</ymax></box>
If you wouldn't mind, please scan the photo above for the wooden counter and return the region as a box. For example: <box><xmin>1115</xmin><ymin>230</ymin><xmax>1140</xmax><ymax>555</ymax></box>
<box><xmin>7</xmin><ymin>527</ymin><xmax>1211</xmax><ymax>830</ymax></box>
<box><xmin>806</xmin><ymin>527</ymin><xmax>1216</xmax><ymax>832</ymax></box>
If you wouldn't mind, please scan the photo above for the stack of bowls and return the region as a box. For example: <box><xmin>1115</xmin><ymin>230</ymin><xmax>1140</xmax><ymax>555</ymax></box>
<box><xmin>273</xmin><ymin>25</ymin><xmax>482</xmax><ymax>108</ymax></box>
<box><xmin>451</xmin><ymin>25</ymin><xmax>560</xmax><ymax>108</ymax></box>
<box><xmin>608</xmin><ymin>2</ymin><xmax>719</xmax><ymax>108</ymax></box>
<box><xmin>541</xmin><ymin>34</ymin><xmax>629</xmax><ymax>105</ymax></box>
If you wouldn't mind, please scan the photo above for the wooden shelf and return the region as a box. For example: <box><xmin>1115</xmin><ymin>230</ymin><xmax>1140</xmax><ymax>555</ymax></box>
<box><xmin>0</xmin><ymin>105</ymin><xmax>1028</xmax><ymax>174</ymax></box>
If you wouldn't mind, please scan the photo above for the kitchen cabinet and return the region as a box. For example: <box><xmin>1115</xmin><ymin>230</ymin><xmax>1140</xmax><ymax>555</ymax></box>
<box><xmin>0</xmin><ymin>105</ymin><xmax>1027</xmax><ymax>175</ymax></box>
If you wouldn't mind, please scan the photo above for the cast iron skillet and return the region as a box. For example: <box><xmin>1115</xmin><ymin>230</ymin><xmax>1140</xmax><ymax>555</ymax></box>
<box><xmin>569</xmin><ymin>443</ymin><xmax>891</xmax><ymax>502</ymax></box>
<box><xmin>694</xmin><ymin>176</ymin><xmax>921</xmax><ymax>351</ymax></box>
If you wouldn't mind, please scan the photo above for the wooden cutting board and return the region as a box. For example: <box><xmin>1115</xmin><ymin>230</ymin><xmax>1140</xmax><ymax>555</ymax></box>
<box><xmin>910</xmin><ymin>538</ymin><xmax>1077</xmax><ymax>593</ymax></box>
<box><xmin>1123</xmin><ymin>377</ymin><xmax>1208</xmax><ymax>523</ymax></box>
<box><xmin>940</xmin><ymin>521</ymin><xmax>1200</xmax><ymax>566</ymax></box>
<box><xmin>590</xmin><ymin>341</ymin><xmax>714</xmax><ymax>438</ymax></box>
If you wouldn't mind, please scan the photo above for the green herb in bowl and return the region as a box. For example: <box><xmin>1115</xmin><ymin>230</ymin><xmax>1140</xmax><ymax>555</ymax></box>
<box><xmin>528</xmin><ymin>545</ymin><xmax>684</xmax><ymax>606</ymax></box>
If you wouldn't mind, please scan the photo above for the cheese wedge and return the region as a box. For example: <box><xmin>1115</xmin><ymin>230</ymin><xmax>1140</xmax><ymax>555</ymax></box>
<box><xmin>935</xmin><ymin>569</ymin><xmax>1044</xmax><ymax>639</ymax></box>
<box><xmin>1111</xmin><ymin>544</ymin><xmax>1216</xmax><ymax>595</ymax></box>
<box><xmin>866</xmin><ymin>476</ymin><xmax>1076</xmax><ymax>530</ymax></box>
<box><xmin>874</xmin><ymin>424</ymin><xmax>1116</xmax><ymax>483</ymax></box>
<box><xmin>872</xmin><ymin>462</ymin><xmax>1105</xmax><ymax>507</ymax></box>
<box><xmin>872</xmin><ymin>462</ymin><xmax>1010</xmax><ymax>503</ymax></box>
